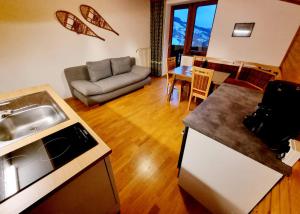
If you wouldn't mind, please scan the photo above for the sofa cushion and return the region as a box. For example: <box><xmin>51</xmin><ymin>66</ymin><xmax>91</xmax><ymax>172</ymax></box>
<box><xmin>111</xmin><ymin>56</ymin><xmax>131</xmax><ymax>75</ymax></box>
<box><xmin>71</xmin><ymin>80</ymin><xmax>102</xmax><ymax>96</ymax></box>
<box><xmin>130</xmin><ymin>65</ymin><xmax>151</xmax><ymax>79</ymax></box>
<box><xmin>86</xmin><ymin>59</ymin><xmax>112</xmax><ymax>82</ymax></box>
<box><xmin>94</xmin><ymin>69</ymin><xmax>149</xmax><ymax>94</ymax></box>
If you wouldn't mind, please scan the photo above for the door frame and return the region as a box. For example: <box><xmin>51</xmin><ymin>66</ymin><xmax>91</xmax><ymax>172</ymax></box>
<box><xmin>167</xmin><ymin>4</ymin><xmax>190</xmax><ymax>58</ymax></box>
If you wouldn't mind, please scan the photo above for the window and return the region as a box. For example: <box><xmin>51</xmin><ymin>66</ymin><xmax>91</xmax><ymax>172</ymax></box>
<box><xmin>170</xmin><ymin>7</ymin><xmax>189</xmax><ymax>65</ymax></box>
<box><xmin>171</xmin><ymin>8</ymin><xmax>189</xmax><ymax>46</ymax></box>
<box><xmin>191</xmin><ymin>4</ymin><xmax>217</xmax><ymax>54</ymax></box>
<box><xmin>169</xmin><ymin>1</ymin><xmax>217</xmax><ymax>59</ymax></box>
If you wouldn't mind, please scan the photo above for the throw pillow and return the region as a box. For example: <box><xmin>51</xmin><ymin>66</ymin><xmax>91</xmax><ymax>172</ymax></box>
<box><xmin>86</xmin><ymin>59</ymin><xmax>112</xmax><ymax>82</ymax></box>
<box><xmin>111</xmin><ymin>56</ymin><xmax>132</xmax><ymax>75</ymax></box>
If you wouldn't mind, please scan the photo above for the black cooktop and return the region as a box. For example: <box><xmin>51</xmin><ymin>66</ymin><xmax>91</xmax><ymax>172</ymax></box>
<box><xmin>0</xmin><ymin>123</ymin><xmax>97</xmax><ymax>203</ymax></box>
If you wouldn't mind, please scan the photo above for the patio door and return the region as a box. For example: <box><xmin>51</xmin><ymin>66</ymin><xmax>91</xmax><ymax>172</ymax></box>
<box><xmin>168</xmin><ymin>1</ymin><xmax>217</xmax><ymax>65</ymax></box>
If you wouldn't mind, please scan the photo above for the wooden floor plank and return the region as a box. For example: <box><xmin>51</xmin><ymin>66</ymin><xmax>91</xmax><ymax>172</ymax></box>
<box><xmin>66</xmin><ymin>77</ymin><xmax>299</xmax><ymax>214</ymax></box>
<box><xmin>278</xmin><ymin>177</ymin><xmax>291</xmax><ymax>214</ymax></box>
<box><xmin>270</xmin><ymin>182</ymin><xmax>281</xmax><ymax>214</ymax></box>
<box><xmin>290</xmin><ymin>161</ymin><xmax>300</xmax><ymax>214</ymax></box>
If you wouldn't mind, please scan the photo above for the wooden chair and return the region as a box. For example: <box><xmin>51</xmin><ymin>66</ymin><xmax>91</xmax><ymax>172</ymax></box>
<box><xmin>187</xmin><ymin>66</ymin><xmax>214</xmax><ymax>110</ymax></box>
<box><xmin>180</xmin><ymin>55</ymin><xmax>194</xmax><ymax>66</ymax></box>
<box><xmin>242</xmin><ymin>61</ymin><xmax>281</xmax><ymax>79</ymax></box>
<box><xmin>166</xmin><ymin>57</ymin><xmax>184</xmax><ymax>102</ymax></box>
<box><xmin>193</xmin><ymin>56</ymin><xmax>206</xmax><ymax>66</ymax></box>
<box><xmin>225</xmin><ymin>61</ymin><xmax>278</xmax><ymax>91</ymax></box>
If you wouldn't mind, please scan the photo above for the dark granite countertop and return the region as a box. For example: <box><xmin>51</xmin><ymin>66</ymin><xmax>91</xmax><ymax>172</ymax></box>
<box><xmin>183</xmin><ymin>83</ymin><xmax>291</xmax><ymax>176</ymax></box>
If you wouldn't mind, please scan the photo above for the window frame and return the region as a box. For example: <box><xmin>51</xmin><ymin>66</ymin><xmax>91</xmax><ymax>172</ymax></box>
<box><xmin>170</xmin><ymin>6</ymin><xmax>190</xmax><ymax>47</ymax></box>
<box><xmin>168</xmin><ymin>0</ymin><xmax>218</xmax><ymax>57</ymax></box>
<box><xmin>168</xmin><ymin>4</ymin><xmax>190</xmax><ymax>58</ymax></box>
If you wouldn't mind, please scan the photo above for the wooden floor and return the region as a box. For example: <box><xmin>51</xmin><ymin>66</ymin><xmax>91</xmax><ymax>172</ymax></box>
<box><xmin>66</xmin><ymin>77</ymin><xmax>300</xmax><ymax>214</ymax></box>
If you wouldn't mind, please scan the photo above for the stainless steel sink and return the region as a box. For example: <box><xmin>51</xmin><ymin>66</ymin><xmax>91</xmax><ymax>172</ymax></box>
<box><xmin>0</xmin><ymin>91</ymin><xmax>68</xmax><ymax>145</ymax></box>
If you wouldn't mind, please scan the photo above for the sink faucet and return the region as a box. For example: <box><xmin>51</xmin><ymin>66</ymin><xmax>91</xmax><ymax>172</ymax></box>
<box><xmin>0</xmin><ymin>110</ymin><xmax>13</xmax><ymax>118</ymax></box>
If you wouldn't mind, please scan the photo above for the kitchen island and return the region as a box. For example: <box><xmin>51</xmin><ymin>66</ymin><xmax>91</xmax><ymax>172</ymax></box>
<box><xmin>178</xmin><ymin>83</ymin><xmax>299</xmax><ymax>214</ymax></box>
<box><xmin>0</xmin><ymin>85</ymin><xmax>119</xmax><ymax>213</ymax></box>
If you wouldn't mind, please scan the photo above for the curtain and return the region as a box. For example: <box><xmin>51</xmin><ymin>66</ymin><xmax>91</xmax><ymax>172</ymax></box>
<box><xmin>150</xmin><ymin>0</ymin><xmax>164</xmax><ymax>76</ymax></box>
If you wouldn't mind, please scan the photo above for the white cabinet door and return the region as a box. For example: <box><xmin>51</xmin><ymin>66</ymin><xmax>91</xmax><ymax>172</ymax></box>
<box><xmin>179</xmin><ymin>128</ymin><xmax>282</xmax><ymax>214</ymax></box>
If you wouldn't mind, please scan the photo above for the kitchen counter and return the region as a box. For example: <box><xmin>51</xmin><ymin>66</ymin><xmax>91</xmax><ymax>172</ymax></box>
<box><xmin>0</xmin><ymin>85</ymin><xmax>113</xmax><ymax>213</ymax></box>
<box><xmin>183</xmin><ymin>83</ymin><xmax>291</xmax><ymax>175</ymax></box>
<box><xmin>178</xmin><ymin>83</ymin><xmax>299</xmax><ymax>213</ymax></box>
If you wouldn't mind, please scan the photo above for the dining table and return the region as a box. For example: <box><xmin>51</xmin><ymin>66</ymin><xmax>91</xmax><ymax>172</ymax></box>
<box><xmin>167</xmin><ymin>66</ymin><xmax>231</xmax><ymax>101</ymax></box>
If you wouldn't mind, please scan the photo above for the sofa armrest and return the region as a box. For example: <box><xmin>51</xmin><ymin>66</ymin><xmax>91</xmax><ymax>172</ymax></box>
<box><xmin>130</xmin><ymin>57</ymin><xmax>136</xmax><ymax>67</ymax></box>
<box><xmin>64</xmin><ymin>65</ymin><xmax>90</xmax><ymax>96</ymax></box>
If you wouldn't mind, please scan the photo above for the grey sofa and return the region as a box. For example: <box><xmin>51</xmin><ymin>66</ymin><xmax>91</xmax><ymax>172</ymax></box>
<box><xmin>64</xmin><ymin>57</ymin><xmax>151</xmax><ymax>106</ymax></box>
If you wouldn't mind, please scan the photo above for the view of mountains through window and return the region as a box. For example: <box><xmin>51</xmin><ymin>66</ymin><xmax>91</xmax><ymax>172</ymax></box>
<box><xmin>171</xmin><ymin>4</ymin><xmax>217</xmax><ymax>52</ymax></box>
<box><xmin>191</xmin><ymin>5</ymin><xmax>217</xmax><ymax>51</ymax></box>
<box><xmin>171</xmin><ymin>9</ymin><xmax>189</xmax><ymax>46</ymax></box>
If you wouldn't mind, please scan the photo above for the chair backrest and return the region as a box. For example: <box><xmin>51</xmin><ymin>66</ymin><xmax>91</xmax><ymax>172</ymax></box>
<box><xmin>167</xmin><ymin>57</ymin><xmax>176</xmax><ymax>71</ymax></box>
<box><xmin>234</xmin><ymin>61</ymin><xmax>278</xmax><ymax>91</ymax></box>
<box><xmin>191</xmin><ymin>66</ymin><xmax>214</xmax><ymax>100</ymax></box>
<box><xmin>180</xmin><ymin>55</ymin><xmax>194</xmax><ymax>66</ymax></box>
<box><xmin>193</xmin><ymin>56</ymin><xmax>206</xmax><ymax>66</ymax></box>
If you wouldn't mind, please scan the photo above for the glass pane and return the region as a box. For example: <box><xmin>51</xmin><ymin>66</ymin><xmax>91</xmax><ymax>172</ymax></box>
<box><xmin>191</xmin><ymin>4</ymin><xmax>217</xmax><ymax>53</ymax></box>
<box><xmin>171</xmin><ymin>8</ymin><xmax>189</xmax><ymax>46</ymax></box>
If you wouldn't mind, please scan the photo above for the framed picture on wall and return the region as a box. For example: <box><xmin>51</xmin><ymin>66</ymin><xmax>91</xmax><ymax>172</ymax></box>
<box><xmin>232</xmin><ymin>23</ymin><xmax>255</xmax><ymax>37</ymax></box>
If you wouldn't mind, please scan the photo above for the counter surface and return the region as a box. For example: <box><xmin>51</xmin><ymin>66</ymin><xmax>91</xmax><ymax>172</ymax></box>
<box><xmin>184</xmin><ymin>83</ymin><xmax>291</xmax><ymax>175</ymax></box>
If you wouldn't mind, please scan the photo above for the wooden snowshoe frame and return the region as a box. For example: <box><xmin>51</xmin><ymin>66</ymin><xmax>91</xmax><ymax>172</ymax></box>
<box><xmin>80</xmin><ymin>5</ymin><xmax>119</xmax><ymax>36</ymax></box>
<box><xmin>55</xmin><ymin>10</ymin><xmax>105</xmax><ymax>41</ymax></box>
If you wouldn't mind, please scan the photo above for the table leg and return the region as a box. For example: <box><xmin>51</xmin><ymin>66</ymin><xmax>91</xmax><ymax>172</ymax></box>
<box><xmin>185</xmin><ymin>81</ymin><xmax>191</xmax><ymax>100</ymax></box>
<box><xmin>168</xmin><ymin>76</ymin><xmax>176</xmax><ymax>102</ymax></box>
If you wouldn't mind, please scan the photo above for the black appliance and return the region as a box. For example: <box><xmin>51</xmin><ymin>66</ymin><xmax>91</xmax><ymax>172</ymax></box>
<box><xmin>244</xmin><ymin>80</ymin><xmax>300</xmax><ymax>159</ymax></box>
<box><xmin>0</xmin><ymin>123</ymin><xmax>97</xmax><ymax>203</ymax></box>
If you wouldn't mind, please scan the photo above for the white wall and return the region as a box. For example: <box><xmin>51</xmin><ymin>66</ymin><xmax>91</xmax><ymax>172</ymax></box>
<box><xmin>0</xmin><ymin>0</ymin><xmax>150</xmax><ymax>98</ymax></box>
<box><xmin>207</xmin><ymin>0</ymin><xmax>300</xmax><ymax>66</ymax></box>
